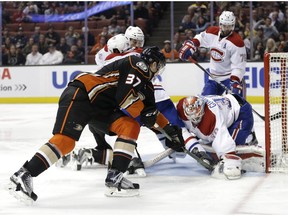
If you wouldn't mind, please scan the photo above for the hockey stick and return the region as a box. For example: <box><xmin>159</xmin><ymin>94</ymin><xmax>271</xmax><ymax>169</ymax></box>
<box><xmin>153</xmin><ymin>123</ymin><xmax>214</xmax><ymax>171</ymax></box>
<box><xmin>143</xmin><ymin>148</ymin><xmax>174</xmax><ymax>168</ymax></box>
<box><xmin>188</xmin><ymin>57</ymin><xmax>282</xmax><ymax>121</ymax></box>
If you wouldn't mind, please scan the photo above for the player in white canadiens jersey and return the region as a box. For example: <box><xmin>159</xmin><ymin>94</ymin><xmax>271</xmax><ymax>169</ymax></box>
<box><xmin>178</xmin><ymin>10</ymin><xmax>258</xmax><ymax>145</ymax></box>
<box><xmin>179</xmin><ymin>11</ymin><xmax>246</xmax><ymax>97</ymax></box>
<box><xmin>176</xmin><ymin>93</ymin><xmax>254</xmax><ymax>179</ymax></box>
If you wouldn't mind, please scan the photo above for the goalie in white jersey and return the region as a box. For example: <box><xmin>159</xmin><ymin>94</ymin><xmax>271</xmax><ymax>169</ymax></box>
<box><xmin>179</xmin><ymin>11</ymin><xmax>246</xmax><ymax>97</ymax></box>
<box><xmin>176</xmin><ymin>93</ymin><xmax>254</xmax><ymax>179</ymax></box>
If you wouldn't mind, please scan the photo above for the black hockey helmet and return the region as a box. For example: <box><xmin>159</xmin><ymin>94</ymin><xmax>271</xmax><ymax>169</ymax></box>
<box><xmin>140</xmin><ymin>46</ymin><xmax>166</xmax><ymax>76</ymax></box>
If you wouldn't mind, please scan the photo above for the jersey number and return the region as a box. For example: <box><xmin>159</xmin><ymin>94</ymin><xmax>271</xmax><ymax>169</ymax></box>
<box><xmin>125</xmin><ymin>74</ymin><xmax>141</xmax><ymax>87</ymax></box>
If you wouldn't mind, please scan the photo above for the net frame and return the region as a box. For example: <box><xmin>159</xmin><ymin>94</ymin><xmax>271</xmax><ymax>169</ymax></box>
<box><xmin>264</xmin><ymin>52</ymin><xmax>288</xmax><ymax>173</ymax></box>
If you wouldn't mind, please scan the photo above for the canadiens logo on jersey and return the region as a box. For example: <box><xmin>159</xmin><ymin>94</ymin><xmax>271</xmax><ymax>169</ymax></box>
<box><xmin>210</xmin><ymin>48</ymin><xmax>225</xmax><ymax>62</ymax></box>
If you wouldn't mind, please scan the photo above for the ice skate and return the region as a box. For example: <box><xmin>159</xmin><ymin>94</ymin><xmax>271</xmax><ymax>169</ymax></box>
<box><xmin>7</xmin><ymin>162</ymin><xmax>37</xmax><ymax>205</ymax></box>
<box><xmin>245</xmin><ymin>131</ymin><xmax>259</xmax><ymax>146</ymax></box>
<box><xmin>105</xmin><ymin>169</ymin><xmax>140</xmax><ymax>197</ymax></box>
<box><xmin>124</xmin><ymin>157</ymin><xmax>146</xmax><ymax>178</ymax></box>
<box><xmin>71</xmin><ymin>148</ymin><xmax>94</xmax><ymax>171</ymax></box>
<box><xmin>55</xmin><ymin>153</ymin><xmax>71</xmax><ymax>168</ymax></box>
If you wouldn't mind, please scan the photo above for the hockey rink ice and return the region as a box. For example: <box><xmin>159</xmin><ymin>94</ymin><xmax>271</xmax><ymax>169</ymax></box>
<box><xmin>1</xmin><ymin>103</ymin><xmax>288</xmax><ymax>215</ymax></box>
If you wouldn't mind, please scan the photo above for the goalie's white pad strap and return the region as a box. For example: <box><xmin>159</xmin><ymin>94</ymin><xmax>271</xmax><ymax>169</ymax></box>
<box><xmin>201</xmin><ymin>143</ymin><xmax>264</xmax><ymax>157</ymax></box>
<box><xmin>211</xmin><ymin>154</ymin><xmax>242</xmax><ymax>180</ymax></box>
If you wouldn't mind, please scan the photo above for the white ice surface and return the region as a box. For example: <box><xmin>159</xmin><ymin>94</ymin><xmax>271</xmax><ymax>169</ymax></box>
<box><xmin>0</xmin><ymin>104</ymin><xmax>288</xmax><ymax>216</ymax></box>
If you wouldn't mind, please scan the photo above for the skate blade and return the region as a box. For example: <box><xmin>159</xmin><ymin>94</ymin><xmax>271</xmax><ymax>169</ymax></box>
<box><xmin>105</xmin><ymin>187</ymin><xmax>139</xmax><ymax>197</ymax></box>
<box><xmin>123</xmin><ymin>168</ymin><xmax>147</xmax><ymax>178</ymax></box>
<box><xmin>6</xmin><ymin>182</ymin><xmax>35</xmax><ymax>205</ymax></box>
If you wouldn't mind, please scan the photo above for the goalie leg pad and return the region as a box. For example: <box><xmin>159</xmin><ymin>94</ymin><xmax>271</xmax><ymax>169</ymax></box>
<box><xmin>211</xmin><ymin>154</ymin><xmax>242</xmax><ymax>180</ymax></box>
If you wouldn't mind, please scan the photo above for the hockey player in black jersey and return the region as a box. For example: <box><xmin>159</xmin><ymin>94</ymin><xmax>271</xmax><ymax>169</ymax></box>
<box><xmin>8</xmin><ymin>47</ymin><xmax>185</xmax><ymax>202</ymax></box>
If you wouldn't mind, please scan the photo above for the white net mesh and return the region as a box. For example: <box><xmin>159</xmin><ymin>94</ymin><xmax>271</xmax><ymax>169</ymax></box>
<box><xmin>265</xmin><ymin>52</ymin><xmax>288</xmax><ymax>173</ymax></box>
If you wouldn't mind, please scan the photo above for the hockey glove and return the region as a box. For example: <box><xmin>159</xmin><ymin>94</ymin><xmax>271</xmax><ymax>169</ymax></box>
<box><xmin>179</xmin><ymin>40</ymin><xmax>197</xmax><ymax>61</ymax></box>
<box><xmin>230</xmin><ymin>76</ymin><xmax>243</xmax><ymax>95</ymax></box>
<box><xmin>163</xmin><ymin>124</ymin><xmax>185</xmax><ymax>152</ymax></box>
<box><xmin>140</xmin><ymin>106</ymin><xmax>158</xmax><ymax>128</ymax></box>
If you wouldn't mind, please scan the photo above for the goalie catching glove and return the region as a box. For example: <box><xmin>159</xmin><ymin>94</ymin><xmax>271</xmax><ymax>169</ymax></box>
<box><xmin>163</xmin><ymin>124</ymin><xmax>185</xmax><ymax>152</ymax></box>
<box><xmin>179</xmin><ymin>40</ymin><xmax>197</xmax><ymax>61</ymax></box>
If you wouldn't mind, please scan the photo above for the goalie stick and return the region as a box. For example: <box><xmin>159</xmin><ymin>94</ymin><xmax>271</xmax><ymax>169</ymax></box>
<box><xmin>188</xmin><ymin>57</ymin><xmax>282</xmax><ymax>121</ymax></box>
<box><xmin>153</xmin><ymin>123</ymin><xmax>214</xmax><ymax>171</ymax></box>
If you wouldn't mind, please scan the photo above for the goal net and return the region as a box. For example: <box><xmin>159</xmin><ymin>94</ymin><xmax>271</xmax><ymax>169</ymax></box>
<box><xmin>264</xmin><ymin>52</ymin><xmax>288</xmax><ymax>173</ymax></box>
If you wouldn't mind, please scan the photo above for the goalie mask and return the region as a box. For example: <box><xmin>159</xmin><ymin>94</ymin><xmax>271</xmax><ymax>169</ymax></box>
<box><xmin>140</xmin><ymin>46</ymin><xmax>166</xmax><ymax>79</ymax></box>
<box><xmin>219</xmin><ymin>11</ymin><xmax>235</xmax><ymax>37</ymax></box>
<box><xmin>125</xmin><ymin>26</ymin><xmax>145</xmax><ymax>48</ymax></box>
<box><xmin>107</xmin><ymin>34</ymin><xmax>130</xmax><ymax>53</ymax></box>
<box><xmin>182</xmin><ymin>96</ymin><xmax>206</xmax><ymax>125</ymax></box>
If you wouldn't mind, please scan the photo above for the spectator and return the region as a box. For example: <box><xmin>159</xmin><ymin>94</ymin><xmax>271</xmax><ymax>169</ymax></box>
<box><xmin>45</xmin><ymin>25</ymin><xmax>61</xmax><ymax>46</ymax></box>
<box><xmin>12</xmin><ymin>6</ymin><xmax>26</xmax><ymax>23</ymax></box>
<box><xmin>22</xmin><ymin>37</ymin><xmax>35</xmax><ymax>56</ymax></box>
<box><xmin>56</xmin><ymin>37</ymin><xmax>70</xmax><ymax>55</ymax></box>
<box><xmin>277</xmin><ymin>32</ymin><xmax>287</xmax><ymax>52</ymax></box>
<box><xmin>254</xmin><ymin>17</ymin><xmax>279</xmax><ymax>43</ymax></box>
<box><xmin>31</xmin><ymin>25</ymin><xmax>41</xmax><ymax>43</ymax></box>
<box><xmin>90</xmin><ymin>35</ymin><xmax>107</xmax><ymax>55</ymax></box>
<box><xmin>265</xmin><ymin>38</ymin><xmax>278</xmax><ymax>53</ymax></box>
<box><xmin>238</xmin><ymin>31</ymin><xmax>251</xmax><ymax>59</ymax></box>
<box><xmin>44</xmin><ymin>3</ymin><xmax>59</xmax><ymax>15</ymax></box>
<box><xmin>40</xmin><ymin>44</ymin><xmax>63</xmax><ymax>65</ymax></box>
<box><xmin>65</xmin><ymin>26</ymin><xmax>80</xmax><ymax>46</ymax></box>
<box><xmin>14</xmin><ymin>27</ymin><xmax>28</xmax><ymax>49</ymax></box>
<box><xmin>22</xmin><ymin>2</ymin><xmax>39</xmax><ymax>22</ymax></box>
<box><xmin>178</xmin><ymin>14</ymin><xmax>196</xmax><ymax>33</ymax></box>
<box><xmin>192</xmin><ymin>16</ymin><xmax>210</xmax><ymax>34</ymax></box>
<box><xmin>108</xmin><ymin>19</ymin><xmax>122</xmax><ymax>35</ymax></box>
<box><xmin>252</xmin><ymin>28</ymin><xmax>264</xmax><ymax>50</ymax></box>
<box><xmin>3</xmin><ymin>37</ymin><xmax>13</xmax><ymax>51</ymax></box>
<box><xmin>184</xmin><ymin>29</ymin><xmax>195</xmax><ymax>40</ymax></box>
<box><xmin>63</xmin><ymin>45</ymin><xmax>84</xmax><ymax>64</ymax></box>
<box><xmin>2</xmin><ymin>27</ymin><xmax>15</xmax><ymax>45</ymax></box>
<box><xmin>253</xmin><ymin>42</ymin><xmax>264</xmax><ymax>61</ymax></box>
<box><xmin>25</xmin><ymin>44</ymin><xmax>43</xmax><ymax>65</ymax></box>
<box><xmin>270</xmin><ymin>11</ymin><xmax>282</xmax><ymax>31</ymax></box>
<box><xmin>161</xmin><ymin>40</ymin><xmax>179</xmax><ymax>62</ymax></box>
<box><xmin>37</xmin><ymin>34</ymin><xmax>49</xmax><ymax>54</ymax></box>
<box><xmin>268</xmin><ymin>4</ymin><xmax>285</xmax><ymax>22</ymax></box>
<box><xmin>134</xmin><ymin>2</ymin><xmax>149</xmax><ymax>20</ymax></box>
<box><xmin>173</xmin><ymin>32</ymin><xmax>183</xmax><ymax>51</ymax></box>
<box><xmin>197</xmin><ymin>47</ymin><xmax>209</xmax><ymax>62</ymax></box>
<box><xmin>79</xmin><ymin>27</ymin><xmax>95</xmax><ymax>47</ymax></box>
<box><xmin>76</xmin><ymin>39</ymin><xmax>85</xmax><ymax>57</ymax></box>
<box><xmin>2</xmin><ymin>44</ymin><xmax>26</xmax><ymax>66</ymax></box>
<box><xmin>96</xmin><ymin>26</ymin><xmax>112</xmax><ymax>44</ymax></box>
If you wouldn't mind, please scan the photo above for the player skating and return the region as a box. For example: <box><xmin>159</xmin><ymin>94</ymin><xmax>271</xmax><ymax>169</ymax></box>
<box><xmin>68</xmin><ymin>27</ymin><xmax>212</xmax><ymax>174</ymax></box>
<box><xmin>8</xmin><ymin>46</ymin><xmax>186</xmax><ymax>202</ymax></box>
<box><xmin>178</xmin><ymin>10</ymin><xmax>258</xmax><ymax>145</ymax></box>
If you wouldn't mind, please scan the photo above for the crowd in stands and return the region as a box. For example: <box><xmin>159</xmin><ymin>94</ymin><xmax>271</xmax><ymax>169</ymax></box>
<box><xmin>161</xmin><ymin>1</ymin><xmax>288</xmax><ymax>62</ymax></box>
<box><xmin>1</xmin><ymin>1</ymin><xmax>288</xmax><ymax>66</ymax></box>
<box><xmin>1</xmin><ymin>1</ymin><xmax>168</xmax><ymax>66</ymax></box>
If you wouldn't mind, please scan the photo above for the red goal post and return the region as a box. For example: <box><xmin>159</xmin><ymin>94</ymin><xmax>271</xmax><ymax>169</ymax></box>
<box><xmin>264</xmin><ymin>52</ymin><xmax>288</xmax><ymax>173</ymax></box>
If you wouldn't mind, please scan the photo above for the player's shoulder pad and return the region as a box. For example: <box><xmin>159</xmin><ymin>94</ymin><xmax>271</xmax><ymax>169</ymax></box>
<box><xmin>206</xmin><ymin>26</ymin><xmax>220</xmax><ymax>35</ymax></box>
<box><xmin>130</xmin><ymin>55</ymin><xmax>149</xmax><ymax>74</ymax></box>
<box><xmin>227</xmin><ymin>32</ymin><xmax>244</xmax><ymax>47</ymax></box>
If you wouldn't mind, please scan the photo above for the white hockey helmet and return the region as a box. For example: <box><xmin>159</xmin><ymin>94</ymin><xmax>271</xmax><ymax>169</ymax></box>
<box><xmin>182</xmin><ymin>96</ymin><xmax>205</xmax><ymax>125</ymax></box>
<box><xmin>107</xmin><ymin>34</ymin><xmax>130</xmax><ymax>53</ymax></box>
<box><xmin>219</xmin><ymin>11</ymin><xmax>236</xmax><ymax>36</ymax></box>
<box><xmin>124</xmin><ymin>26</ymin><xmax>145</xmax><ymax>47</ymax></box>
